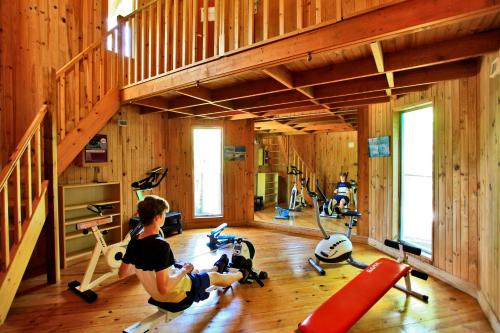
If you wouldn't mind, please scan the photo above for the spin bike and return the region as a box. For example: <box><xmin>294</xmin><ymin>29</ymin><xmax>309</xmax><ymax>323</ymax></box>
<box><xmin>305</xmin><ymin>179</ymin><xmax>365</xmax><ymax>275</ymax></box>
<box><xmin>288</xmin><ymin>165</ymin><xmax>307</xmax><ymax>211</ymax></box>
<box><xmin>68</xmin><ymin>167</ymin><xmax>171</xmax><ymax>303</ymax></box>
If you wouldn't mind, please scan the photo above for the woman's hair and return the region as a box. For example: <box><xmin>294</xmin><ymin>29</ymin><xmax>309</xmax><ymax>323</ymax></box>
<box><xmin>137</xmin><ymin>195</ymin><xmax>170</xmax><ymax>226</ymax></box>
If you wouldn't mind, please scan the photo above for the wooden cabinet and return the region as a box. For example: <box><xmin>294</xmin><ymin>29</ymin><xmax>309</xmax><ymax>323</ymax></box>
<box><xmin>256</xmin><ymin>173</ymin><xmax>278</xmax><ymax>207</ymax></box>
<box><xmin>59</xmin><ymin>182</ymin><xmax>122</xmax><ymax>267</ymax></box>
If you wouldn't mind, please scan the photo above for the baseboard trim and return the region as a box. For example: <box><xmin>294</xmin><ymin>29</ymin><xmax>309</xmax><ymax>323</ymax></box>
<box><xmin>250</xmin><ymin>220</ymin><xmax>369</xmax><ymax>242</ymax></box>
<box><xmin>478</xmin><ymin>290</ymin><xmax>500</xmax><ymax>333</ymax></box>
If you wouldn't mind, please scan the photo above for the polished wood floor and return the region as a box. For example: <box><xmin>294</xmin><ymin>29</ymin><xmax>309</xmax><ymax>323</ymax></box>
<box><xmin>1</xmin><ymin>228</ymin><xmax>492</xmax><ymax>333</ymax></box>
<box><xmin>254</xmin><ymin>205</ymin><xmax>357</xmax><ymax>235</ymax></box>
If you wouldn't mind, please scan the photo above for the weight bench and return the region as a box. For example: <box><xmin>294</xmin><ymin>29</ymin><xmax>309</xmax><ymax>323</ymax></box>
<box><xmin>298</xmin><ymin>240</ymin><xmax>429</xmax><ymax>333</ymax></box>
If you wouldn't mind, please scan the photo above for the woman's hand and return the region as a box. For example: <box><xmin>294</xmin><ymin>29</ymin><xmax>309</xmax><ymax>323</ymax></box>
<box><xmin>182</xmin><ymin>262</ymin><xmax>194</xmax><ymax>273</ymax></box>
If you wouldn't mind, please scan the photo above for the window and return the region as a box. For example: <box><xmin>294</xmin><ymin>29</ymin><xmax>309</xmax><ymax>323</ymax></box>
<box><xmin>107</xmin><ymin>0</ymin><xmax>134</xmax><ymax>55</ymax></box>
<box><xmin>193</xmin><ymin>128</ymin><xmax>223</xmax><ymax>217</ymax></box>
<box><xmin>400</xmin><ymin>106</ymin><xmax>433</xmax><ymax>254</ymax></box>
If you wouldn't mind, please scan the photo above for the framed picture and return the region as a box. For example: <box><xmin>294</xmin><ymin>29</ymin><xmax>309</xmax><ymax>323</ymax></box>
<box><xmin>224</xmin><ymin>145</ymin><xmax>246</xmax><ymax>161</ymax></box>
<box><xmin>368</xmin><ymin>136</ymin><xmax>390</xmax><ymax>157</ymax></box>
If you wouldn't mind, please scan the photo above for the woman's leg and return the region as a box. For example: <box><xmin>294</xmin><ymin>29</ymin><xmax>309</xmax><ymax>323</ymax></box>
<box><xmin>207</xmin><ymin>271</ymin><xmax>243</xmax><ymax>287</ymax></box>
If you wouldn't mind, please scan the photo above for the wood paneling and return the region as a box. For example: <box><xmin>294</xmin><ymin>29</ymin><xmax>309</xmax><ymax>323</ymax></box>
<box><xmin>165</xmin><ymin>117</ymin><xmax>254</xmax><ymax>228</ymax></box>
<box><xmin>478</xmin><ymin>55</ymin><xmax>499</xmax><ymax>327</ymax></box>
<box><xmin>367</xmin><ymin>78</ymin><xmax>481</xmax><ymax>283</ymax></box>
<box><xmin>0</xmin><ymin>0</ymin><xmax>104</xmax><ymax>166</ymax></box>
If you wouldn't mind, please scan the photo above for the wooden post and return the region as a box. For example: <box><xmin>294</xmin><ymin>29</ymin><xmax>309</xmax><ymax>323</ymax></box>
<box><xmin>156</xmin><ymin>1</ymin><xmax>161</xmax><ymax>75</ymax></box>
<box><xmin>24</xmin><ymin>142</ymin><xmax>33</xmax><ymax>218</ymax></box>
<box><xmin>117</xmin><ymin>15</ymin><xmax>126</xmax><ymax>87</ymax></box>
<box><xmin>44</xmin><ymin>69</ymin><xmax>60</xmax><ymax>284</ymax></box>
<box><xmin>297</xmin><ymin>0</ymin><xmax>303</xmax><ymax>29</ymax></box>
<box><xmin>202</xmin><ymin>0</ymin><xmax>208</xmax><ymax>59</ymax></box>
<box><xmin>192</xmin><ymin>0</ymin><xmax>198</xmax><ymax>63</ymax></box>
<box><xmin>1</xmin><ymin>188</ymin><xmax>9</xmax><ymax>270</ymax></box>
<box><xmin>13</xmin><ymin>162</ymin><xmax>22</xmax><ymax>243</ymax></box>
<box><xmin>33</xmin><ymin>128</ymin><xmax>42</xmax><ymax>197</ymax></box>
<box><xmin>234</xmin><ymin>0</ymin><xmax>239</xmax><ymax>49</ymax></box>
<box><xmin>247</xmin><ymin>0</ymin><xmax>253</xmax><ymax>45</ymax></box>
<box><xmin>165</xmin><ymin>0</ymin><xmax>171</xmax><ymax>71</ymax></box>
<box><xmin>263</xmin><ymin>0</ymin><xmax>269</xmax><ymax>40</ymax></box>
<box><xmin>357</xmin><ymin>106</ymin><xmax>369</xmax><ymax>237</ymax></box>
<box><xmin>279</xmin><ymin>0</ymin><xmax>285</xmax><ymax>35</ymax></box>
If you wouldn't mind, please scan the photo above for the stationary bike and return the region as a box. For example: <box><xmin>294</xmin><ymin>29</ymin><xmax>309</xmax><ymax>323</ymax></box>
<box><xmin>305</xmin><ymin>179</ymin><xmax>365</xmax><ymax>275</ymax></box>
<box><xmin>288</xmin><ymin>165</ymin><xmax>307</xmax><ymax>211</ymax></box>
<box><xmin>68</xmin><ymin>167</ymin><xmax>171</xmax><ymax>303</ymax></box>
<box><xmin>68</xmin><ymin>205</ymin><xmax>144</xmax><ymax>303</ymax></box>
<box><xmin>317</xmin><ymin>179</ymin><xmax>358</xmax><ymax>219</ymax></box>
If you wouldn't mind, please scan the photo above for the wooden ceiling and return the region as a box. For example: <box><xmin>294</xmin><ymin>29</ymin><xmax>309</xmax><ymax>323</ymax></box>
<box><xmin>129</xmin><ymin>10</ymin><xmax>500</xmax><ymax>135</ymax></box>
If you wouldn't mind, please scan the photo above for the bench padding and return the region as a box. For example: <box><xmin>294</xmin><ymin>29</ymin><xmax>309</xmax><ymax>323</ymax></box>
<box><xmin>298</xmin><ymin>258</ymin><xmax>410</xmax><ymax>333</ymax></box>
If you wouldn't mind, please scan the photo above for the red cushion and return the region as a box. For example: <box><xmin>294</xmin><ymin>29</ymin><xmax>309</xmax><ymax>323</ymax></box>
<box><xmin>298</xmin><ymin>258</ymin><xmax>410</xmax><ymax>333</ymax></box>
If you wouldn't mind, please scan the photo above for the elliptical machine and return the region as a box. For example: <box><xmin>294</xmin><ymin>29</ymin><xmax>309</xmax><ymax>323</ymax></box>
<box><xmin>305</xmin><ymin>179</ymin><xmax>365</xmax><ymax>275</ymax></box>
<box><xmin>288</xmin><ymin>165</ymin><xmax>307</xmax><ymax>211</ymax></box>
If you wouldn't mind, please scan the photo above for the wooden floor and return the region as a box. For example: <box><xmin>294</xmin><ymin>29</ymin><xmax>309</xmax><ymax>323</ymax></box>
<box><xmin>1</xmin><ymin>228</ymin><xmax>493</xmax><ymax>333</ymax></box>
<box><xmin>254</xmin><ymin>205</ymin><xmax>357</xmax><ymax>235</ymax></box>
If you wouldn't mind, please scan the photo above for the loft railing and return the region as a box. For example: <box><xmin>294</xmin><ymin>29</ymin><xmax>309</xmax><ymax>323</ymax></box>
<box><xmin>118</xmin><ymin>0</ymin><xmax>341</xmax><ymax>87</ymax></box>
<box><xmin>290</xmin><ymin>146</ymin><xmax>316</xmax><ymax>193</ymax></box>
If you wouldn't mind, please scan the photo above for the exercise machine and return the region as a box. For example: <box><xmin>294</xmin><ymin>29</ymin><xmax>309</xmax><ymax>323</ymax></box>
<box><xmin>129</xmin><ymin>167</ymin><xmax>182</xmax><ymax>235</ymax></box>
<box><xmin>288</xmin><ymin>165</ymin><xmax>307</xmax><ymax>211</ymax></box>
<box><xmin>306</xmin><ymin>179</ymin><xmax>365</xmax><ymax>275</ymax></box>
<box><xmin>68</xmin><ymin>204</ymin><xmax>143</xmax><ymax>303</ymax></box>
<box><xmin>207</xmin><ymin>223</ymin><xmax>236</xmax><ymax>250</ymax></box>
<box><xmin>316</xmin><ymin>178</ymin><xmax>358</xmax><ymax>219</ymax></box>
<box><xmin>274</xmin><ymin>206</ymin><xmax>290</xmax><ymax>220</ymax></box>
<box><xmin>298</xmin><ymin>239</ymin><xmax>429</xmax><ymax>333</ymax></box>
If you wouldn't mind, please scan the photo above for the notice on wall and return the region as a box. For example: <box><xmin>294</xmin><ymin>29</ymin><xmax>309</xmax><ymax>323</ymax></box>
<box><xmin>84</xmin><ymin>134</ymin><xmax>108</xmax><ymax>163</ymax></box>
<box><xmin>368</xmin><ymin>136</ymin><xmax>390</xmax><ymax>157</ymax></box>
<box><xmin>224</xmin><ymin>145</ymin><xmax>246</xmax><ymax>161</ymax></box>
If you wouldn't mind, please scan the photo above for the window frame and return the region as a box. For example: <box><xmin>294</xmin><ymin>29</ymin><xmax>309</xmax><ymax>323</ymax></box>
<box><xmin>397</xmin><ymin>103</ymin><xmax>434</xmax><ymax>256</ymax></box>
<box><xmin>192</xmin><ymin>126</ymin><xmax>224</xmax><ymax>218</ymax></box>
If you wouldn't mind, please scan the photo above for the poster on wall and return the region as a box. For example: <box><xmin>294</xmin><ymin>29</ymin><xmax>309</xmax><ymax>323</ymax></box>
<box><xmin>84</xmin><ymin>134</ymin><xmax>108</xmax><ymax>163</ymax></box>
<box><xmin>368</xmin><ymin>136</ymin><xmax>390</xmax><ymax>157</ymax></box>
<box><xmin>224</xmin><ymin>145</ymin><xmax>246</xmax><ymax>161</ymax></box>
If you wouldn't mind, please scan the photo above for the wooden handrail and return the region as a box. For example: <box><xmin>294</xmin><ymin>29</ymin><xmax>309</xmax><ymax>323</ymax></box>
<box><xmin>0</xmin><ymin>105</ymin><xmax>47</xmax><ymax>190</ymax></box>
<box><xmin>56</xmin><ymin>28</ymin><xmax>118</xmax><ymax>78</ymax></box>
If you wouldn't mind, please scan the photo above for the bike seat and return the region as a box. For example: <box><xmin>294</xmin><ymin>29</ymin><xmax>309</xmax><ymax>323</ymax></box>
<box><xmin>87</xmin><ymin>204</ymin><xmax>114</xmax><ymax>215</ymax></box>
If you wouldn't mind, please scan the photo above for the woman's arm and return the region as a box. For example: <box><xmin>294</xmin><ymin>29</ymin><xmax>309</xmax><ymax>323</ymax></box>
<box><xmin>118</xmin><ymin>262</ymin><xmax>135</xmax><ymax>279</ymax></box>
<box><xmin>156</xmin><ymin>263</ymin><xmax>194</xmax><ymax>295</ymax></box>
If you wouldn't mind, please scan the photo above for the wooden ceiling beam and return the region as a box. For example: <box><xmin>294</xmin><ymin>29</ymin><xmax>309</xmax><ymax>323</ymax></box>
<box><xmin>327</xmin><ymin>96</ymin><xmax>391</xmax><ymax>108</ymax></box>
<box><xmin>123</xmin><ymin>0</ymin><xmax>500</xmax><ymax>102</ymax></box>
<box><xmin>132</xmin><ymin>96</ymin><xmax>169</xmax><ymax>111</ymax></box>
<box><xmin>176</xmin><ymin>86</ymin><xmax>213</xmax><ymax>102</ymax></box>
<box><xmin>211</xmin><ymin>78</ymin><xmax>289</xmax><ymax>101</ymax></box>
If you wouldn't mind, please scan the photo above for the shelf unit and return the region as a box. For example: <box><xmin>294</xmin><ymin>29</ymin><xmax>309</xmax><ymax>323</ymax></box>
<box><xmin>256</xmin><ymin>172</ymin><xmax>279</xmax><ymax>207</ymax></box>
<box><xmin>59</xmin><ymin>182</ymin><xmax>122</xmax><ymax>268</ymax></box>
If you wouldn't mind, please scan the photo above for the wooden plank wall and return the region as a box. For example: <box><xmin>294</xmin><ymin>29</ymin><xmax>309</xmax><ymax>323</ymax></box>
<box><xmin>289</xmin><ymin>132</ymin><xmax>358</xmax><ymax>196</ymax></box>
<box><xmin>60</xmin><ymin>111</ymin><xmax>254</xmax><ymax>231</ymax></box>
<box><xmin>367</xmin><ymin>76</ymin><xmax>481</xmax><ymax>286</ymax></box>
<box><xmin>0</xmin><ymin>0</ymin><xmax>104</xmax><ymax>167</ymax></box>
<box><xmin>165</xmin><ymin>118</ymin><xmax>255</xmax><ymax>228</ymax></box>
<box><xmin>478</xmin><ymin>55</ymin><xmax>499</xmax><ymax>324</ymax></box>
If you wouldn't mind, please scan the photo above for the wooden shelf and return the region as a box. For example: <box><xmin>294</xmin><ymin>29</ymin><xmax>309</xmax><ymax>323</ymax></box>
<box><xmin>59</xmin><ymin>182</ymin><xmax>122</xmax><ymax>268</ymax></box>
<box><xmin>64</xmin><ymin>200</ymin><xmax>120</xmax><ymax>211</ymax></box>
<box><xmin>64</xmin><ymin>213</ymin><xmax>120</xmax><ymax>226</ymax></box>
<box><xmin>66</xmin><ymin>225</ymin><xmax>121</xmax><ymax>240</ymax></box>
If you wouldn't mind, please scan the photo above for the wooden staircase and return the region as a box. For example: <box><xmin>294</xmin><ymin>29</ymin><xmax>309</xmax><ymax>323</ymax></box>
<box><xmin>0</xmin><ymin>106</ymin><xmax>58</xmax><ymax>324</ymax></box>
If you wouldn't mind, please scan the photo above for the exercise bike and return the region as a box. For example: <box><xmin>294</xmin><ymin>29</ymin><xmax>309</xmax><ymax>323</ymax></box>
<box><xmin>317</xmin><ymin>178</ymin><xmax>358</xmax><ymax>219</ymax></box>
<box><xmin>288</xmin><ymin>165</ymin><xmax>307</xmax><ymax>211</ymax></box>
<box><xmin>69</xmin><ymin>167</ymin><xmax>173</xmax><ymax>303</ymax></box>
<box><xmin>305</xmin><ymin>179</ymin><xmax>365</xmax><ymax>275</ymax></box>
<box><xmin>68</xmin><ymin>204</ymin><xmax>144</xmax><ymax>303</ymax></box>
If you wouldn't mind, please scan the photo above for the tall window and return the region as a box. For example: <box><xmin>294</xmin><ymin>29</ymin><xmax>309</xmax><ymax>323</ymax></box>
<box><xmin>193</xmin><ymin>128</ymin><xmax>223</xmax><ymax>217</ymax></box>
<box><xmin>400</xmin><ymin>106</ymin><xmax>433</xmax><ymax>254</ymax></box>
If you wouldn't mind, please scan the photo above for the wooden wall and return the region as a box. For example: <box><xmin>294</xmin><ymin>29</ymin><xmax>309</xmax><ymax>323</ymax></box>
<box><xmin>165</xmin><ymin>118</ymin><xmax>255</xmax><ymax>228</ymax></box>
<box><xmin>60</xmin><ymin>110</ymin><xmax>254</xmax><ymax>231</ymax></box>
<box><xmin>368</xmin><ymin>77</ymin><xmax>481</xmax><ymax>285</ymax></box>
<box><xmin>478</xmin><ymin>55</ymin><xmax>499</xmax><ymax>326</ymax></box>
<box><xmin>289</xmin><ymin>132</ymin><xmax>358</xmax><ymax>196</ymax></box>
<box><xmin>0</xmin><ymin>0</ymin><xmax>105</xmax><ymax>167</ymax></box>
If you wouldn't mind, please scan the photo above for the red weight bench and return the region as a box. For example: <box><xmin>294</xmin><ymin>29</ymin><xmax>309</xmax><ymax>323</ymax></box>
<box><xmin>298</xmin><ymin>256</ymin><xmax>427</xmax><ymax>333</ymax></box>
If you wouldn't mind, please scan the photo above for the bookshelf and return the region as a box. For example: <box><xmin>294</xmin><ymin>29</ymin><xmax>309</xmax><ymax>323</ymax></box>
<box><xmin>256</xmin><ymin>173</ymin><xmax>278</xmax><ymax>207</ymax></box>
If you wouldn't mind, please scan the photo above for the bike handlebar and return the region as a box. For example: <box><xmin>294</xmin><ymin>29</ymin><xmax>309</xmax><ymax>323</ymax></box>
<box><xmin>131</xmin><ymin>167</ymin><xmax>169</xmax><ymax>190</ymax></box>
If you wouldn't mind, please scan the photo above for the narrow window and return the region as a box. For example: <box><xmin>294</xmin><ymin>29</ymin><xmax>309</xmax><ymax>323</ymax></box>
<box><xmin>193</xmin><ymin>128</ymin><xmax>223</xmax><ymax>217</ymax></box>
<box><xmin>400</xmin><ymin>106</ymin><xmax>433</xmax><ymax>254</ymax></box>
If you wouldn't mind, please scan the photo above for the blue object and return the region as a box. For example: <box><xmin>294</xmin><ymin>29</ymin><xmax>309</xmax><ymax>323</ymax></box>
<box><xmin>274</xmin><ymin>206</ymin><xmax>290</xmax><ymax>220</ymax></box>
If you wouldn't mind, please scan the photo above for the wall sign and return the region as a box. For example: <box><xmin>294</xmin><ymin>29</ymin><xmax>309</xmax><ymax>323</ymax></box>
<box><xmin>368</xmin><ymin>136</ymin><xmax>390</xmax><ymax>157</ymax></box>
<box><xmin>84</xmin><ymin>134</ymin><xmax>108</xmax><ymax>163</ymax></box>
<box><xmin>224</xmin><ymin>145</ymin><xmax>246</xmax><ymax>161</ymax></box>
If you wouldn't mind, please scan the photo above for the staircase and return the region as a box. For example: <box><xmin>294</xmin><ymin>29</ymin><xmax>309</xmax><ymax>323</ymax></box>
<box><xmin>0</xmin><ymin>106</ymin><xmax>58</xmax><ymax>324</ymax></box>
<box><xmin>289</xmin><ymin>146</ymin><xmax>316</xmax><ymax>197</ymax></box>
